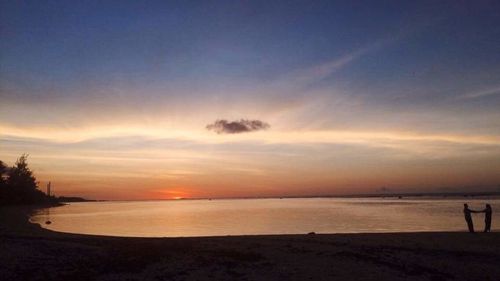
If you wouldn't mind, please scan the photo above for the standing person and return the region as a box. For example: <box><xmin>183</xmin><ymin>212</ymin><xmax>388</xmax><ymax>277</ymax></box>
<box><xmin>463</xmin><ymin>204</ymin><xmax>475</xmax><ymax>233</ymax></box>
<box><xmin>483</xmin><ymin>204</ymin><xmax>492</xmax><ymax>232</ymax></box>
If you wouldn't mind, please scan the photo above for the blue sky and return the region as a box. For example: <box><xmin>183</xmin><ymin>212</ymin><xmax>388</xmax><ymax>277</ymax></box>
<box><xmin>1</xmin><ymin>1</ymin><xmax>500</xmax><ymax>199</ymax></box>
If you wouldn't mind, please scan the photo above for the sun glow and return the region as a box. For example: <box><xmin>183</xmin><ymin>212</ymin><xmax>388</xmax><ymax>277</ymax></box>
<box><xmin>152</xmin><ymin>189</ymin><xmax>192</xmax><ymax>200</ymax></box>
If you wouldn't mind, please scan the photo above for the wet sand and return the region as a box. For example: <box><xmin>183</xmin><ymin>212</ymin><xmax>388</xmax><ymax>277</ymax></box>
<box><xmin>1</xmin><ymin>206</ymin><xmax>499</xmax><ymax>281</ymax></box>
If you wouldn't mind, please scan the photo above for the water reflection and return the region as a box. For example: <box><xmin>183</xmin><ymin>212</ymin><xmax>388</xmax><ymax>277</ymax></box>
<box><xmin>31</xmin><ymin>198</ymin><xmax>499</xmax><ymax>237</ymax></box>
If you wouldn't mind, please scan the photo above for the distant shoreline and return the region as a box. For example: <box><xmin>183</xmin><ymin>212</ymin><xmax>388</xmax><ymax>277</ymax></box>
<box><xmin>81</xmin><ymin>191</ymin><xmax>500</xmax><ymax>202</ymax></box>
<box><xmin>57</xmin><ymin>196</ymin><xmax>102</xmax><ymax>203</ymax></box>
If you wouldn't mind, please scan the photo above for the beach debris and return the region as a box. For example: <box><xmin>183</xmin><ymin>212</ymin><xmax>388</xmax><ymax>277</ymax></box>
<box><xmin>307</xmin><ymin>232</ymin><xmax>316</xmax><ymax>235</ymax></box>
<box><xmin>45</xmin><ymin>220</ymin><xmax>52</xmax><ymax>224</ymax></box>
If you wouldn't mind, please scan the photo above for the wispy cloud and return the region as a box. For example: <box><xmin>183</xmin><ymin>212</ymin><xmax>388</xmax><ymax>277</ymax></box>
<box><xmin>281</xmin><ymin>39</ymin><xmax>392</xmax><ymax>88</ymax></box>
<box><xmin>281</xmin><ymin>17</ymin><xmax>442</xmax><ymax>91</ymax></box>
<box><xmin>458</xmin><ymin>85</ymin><xmax>500</xmax><ymax>99</ymax></box>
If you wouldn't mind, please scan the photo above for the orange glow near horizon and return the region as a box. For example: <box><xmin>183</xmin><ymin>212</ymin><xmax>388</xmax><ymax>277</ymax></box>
<box><xmin>1</xmin><ymin>127</ymin><xmax>500</xmax><ymax>201</ymax></box>
<box><xmin>152</xmin><ymin>189</ymin><xmax>192</xmax><ymax>200</ymax></box>
<box><xmin>3</xmin><ymin>121</ymin><xmax>500</xmax><ymax>199</ymax></box>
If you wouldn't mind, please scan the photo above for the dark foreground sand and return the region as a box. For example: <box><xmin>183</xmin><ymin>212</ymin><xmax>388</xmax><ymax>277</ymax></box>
<box><xmin>1</xmin><ymin>206</ymin><xmax>499</xmax><ymax>281</ymax></box>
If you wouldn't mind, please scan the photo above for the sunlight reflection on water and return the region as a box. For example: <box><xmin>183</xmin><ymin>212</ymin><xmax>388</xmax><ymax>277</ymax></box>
<box><xmin>31</xmin><ymin>197</ymin><xmax>500</xmax><ymax>237</ymax></box>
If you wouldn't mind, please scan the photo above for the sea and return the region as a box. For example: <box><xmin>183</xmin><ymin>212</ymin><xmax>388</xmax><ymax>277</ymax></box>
<box><xmin>31</xmin><ymin>197</ymin><xmax>499</xmax><ymax>237</ymax></box>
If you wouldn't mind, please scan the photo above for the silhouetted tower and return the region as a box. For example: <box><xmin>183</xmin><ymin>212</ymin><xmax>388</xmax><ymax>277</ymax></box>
<box><xmin>47</xmin><ymin>181</ymin><xmax>51</xmax><ymax>197</ymax></box>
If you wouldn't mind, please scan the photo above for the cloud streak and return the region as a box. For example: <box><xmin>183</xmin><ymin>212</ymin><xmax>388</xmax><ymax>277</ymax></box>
<box><xmin>206</xmin><ymin>119</ymin><xmax>270</xmax><ymax>134</ymax></box>
<box><xmin>281</xmin><ymin>35</ymin><xmax>403</xmax><ymax>90</ymax></box>
<box><xmin>458</xmin><ymin>85</ymin><xmax>500</xmax><ymax>99</ymax></box>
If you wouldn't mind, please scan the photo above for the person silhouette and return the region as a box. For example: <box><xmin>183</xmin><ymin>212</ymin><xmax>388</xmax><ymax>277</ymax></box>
<box><xmin>482</xmin><ymin>204</ymin><xmax>492</xmax><ymax>233</ymax></box>
<box><xmin>463</xmin><ymin>204</ymin><xmax>475</xmax><ymax>233</ymax></box>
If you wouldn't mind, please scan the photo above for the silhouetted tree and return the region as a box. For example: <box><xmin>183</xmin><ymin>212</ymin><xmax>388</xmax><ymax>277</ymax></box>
<box><xmin>1</xmin><ymin>154</ymin><xmax>49</xmax><ymax>205</ymax></box>
<box><xmin>0</xmin><ymin>160</ymin><xmax>7</xmax><ymax>202</ymax></box>
<box><xmin>0</xmin><ymin>160</ymin><xmax>6</xmax><ymax>178</ymax></box>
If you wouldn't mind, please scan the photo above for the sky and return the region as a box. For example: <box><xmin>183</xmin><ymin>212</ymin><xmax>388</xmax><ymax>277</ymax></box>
<box><xmin>1</xmin><ymin>0</ymin><xmax>500</xmax><ymax>199</ymax></box>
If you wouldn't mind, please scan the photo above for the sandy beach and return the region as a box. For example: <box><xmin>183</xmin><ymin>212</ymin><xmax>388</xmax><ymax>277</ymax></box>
<box><xmin>0</xmin><ymin>206</ymin><xmax>499</xmax><ymax>281</ymax></box>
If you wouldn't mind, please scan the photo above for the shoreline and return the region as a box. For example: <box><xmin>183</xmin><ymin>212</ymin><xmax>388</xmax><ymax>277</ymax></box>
<box><xmin>50</xmin><ymin>193</ymin><xmax>500</xmax><ymax>202</ymax></box>
<box><xmin>1</xmin><ymin>206</ymin><xmax>500</xmax><ymax>281</ymax></box>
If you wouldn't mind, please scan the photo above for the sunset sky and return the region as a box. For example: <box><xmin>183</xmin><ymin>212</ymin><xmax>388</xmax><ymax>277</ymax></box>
<box><xmin>1</xmin><ymin>1</ymin><xmax>500</xmax><ymax>199</ymax></box>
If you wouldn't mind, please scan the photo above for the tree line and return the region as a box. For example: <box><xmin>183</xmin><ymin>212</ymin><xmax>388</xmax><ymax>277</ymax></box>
<box><xmin>0</xmin><ymin>154</ymin><xmax>58</xmax><ymax>206</ymax></box>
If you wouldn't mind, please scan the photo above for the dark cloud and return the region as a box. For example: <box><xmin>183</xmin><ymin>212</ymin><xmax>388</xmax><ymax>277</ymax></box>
<box><xmin>206</xmin><ymin>119</ymin><xmax>270</xmax><ymax>134</ymax></box>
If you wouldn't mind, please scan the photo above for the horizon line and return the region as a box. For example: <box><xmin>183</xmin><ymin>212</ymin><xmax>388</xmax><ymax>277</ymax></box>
<box><xmin>66</xmin><ymin>191</ymin><xmax>500</xmax><ymax>202</ymax></box>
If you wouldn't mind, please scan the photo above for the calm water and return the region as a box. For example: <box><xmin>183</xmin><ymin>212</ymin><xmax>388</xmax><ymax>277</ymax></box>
<box><xmin>31</xmin><ymin>197</ymin><xmax>499</xmax><ymax>237</ymax></box>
